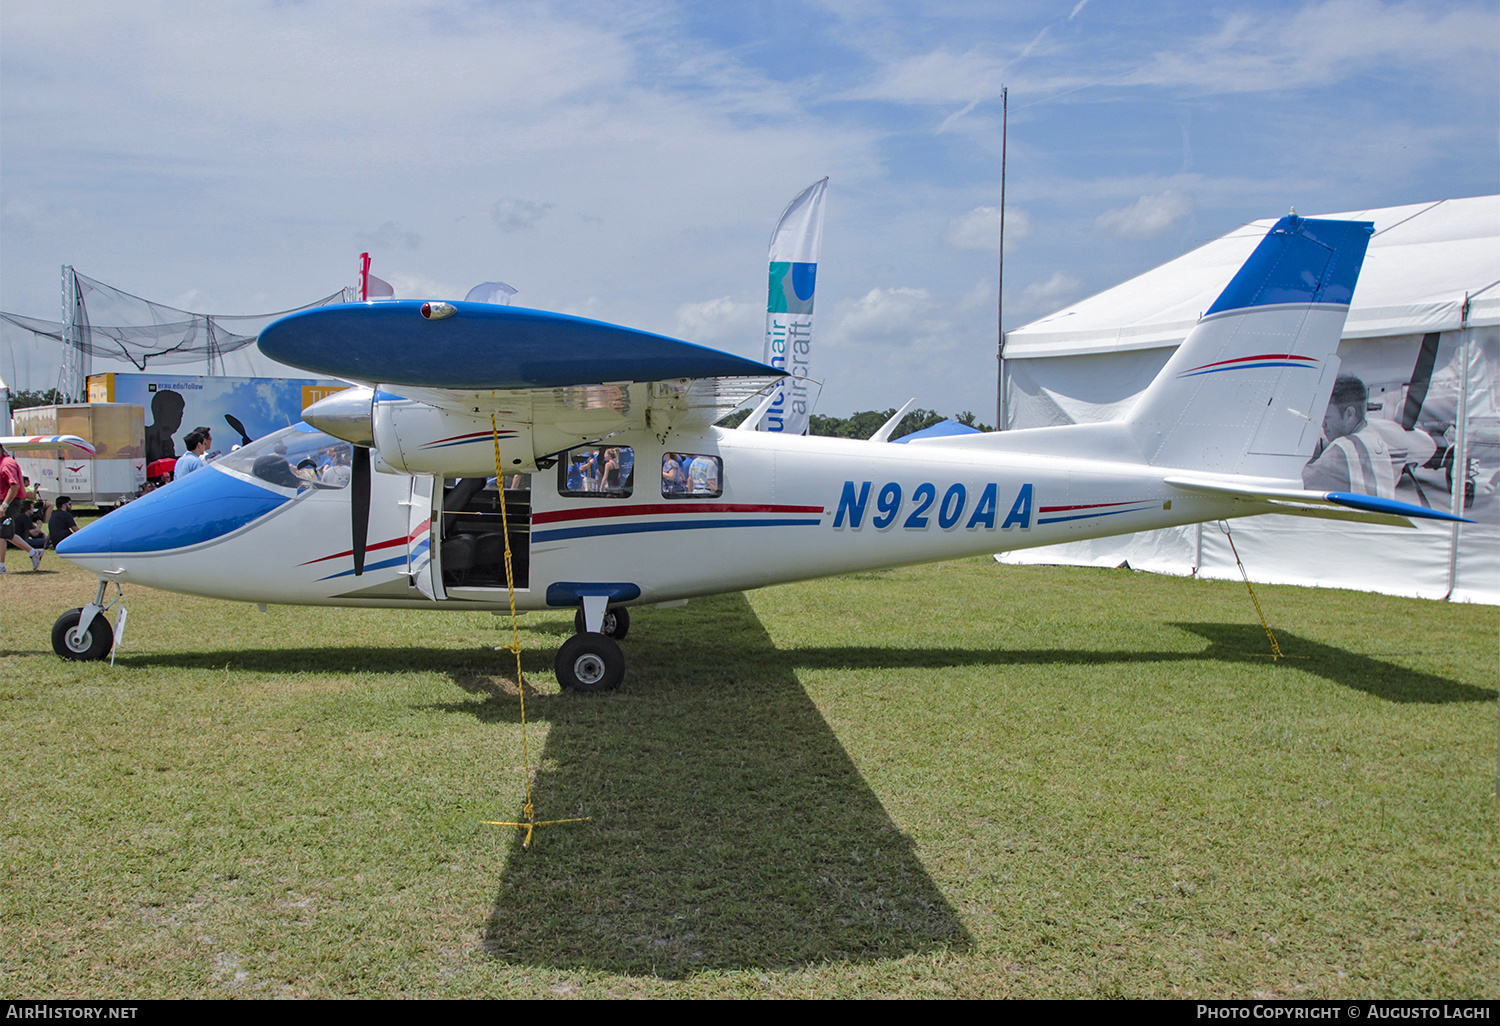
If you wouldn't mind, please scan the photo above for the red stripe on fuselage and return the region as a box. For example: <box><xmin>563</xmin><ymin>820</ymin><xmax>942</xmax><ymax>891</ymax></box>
<box><xmin>298</xmin><ymin>534</ymin><xmax>408</xmax><ymax>566</ymax></box>
<box><xmin>1038</xmin><ymin>500</ymin><xmax>1148</xmax><ymax>513</ymax></box>
<box><xmin>421</xmin><ymin>430</ymin><xmax>509</xmax><ymax>446</ymax></box>
<box><xmin>1185</xmin><ymin>353</ymin><xmax>1318</xmax><ymax>373</ymax></box>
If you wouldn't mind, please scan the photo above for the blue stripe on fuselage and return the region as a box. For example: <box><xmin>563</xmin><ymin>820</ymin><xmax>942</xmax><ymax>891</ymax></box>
<box><xmin>532</xmin><ymin>517</ymin><xmax>821</xmax><ymax>544</ymax></box>
<box><xmin>1035</xmin><ymin>505</ymin><xmax>1154</xmax><ymax>526</ymax></box>
<box><xmin>316</xmin><ymin>554</ymin><xmax>410</xmax><ymax>581</ymax></box>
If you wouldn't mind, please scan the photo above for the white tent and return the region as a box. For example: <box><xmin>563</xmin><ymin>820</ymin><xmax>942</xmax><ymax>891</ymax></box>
<box><xmin>998</xmin><ymin>196</ymin><xmax>1500</xmax><ymax>604</ymax></box>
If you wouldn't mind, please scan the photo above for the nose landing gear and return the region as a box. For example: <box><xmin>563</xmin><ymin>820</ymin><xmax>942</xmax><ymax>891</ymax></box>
<box><xmin>51</xmin><ymin>578</ymin><xmax>127</xmax><ymax>663</ymax></box>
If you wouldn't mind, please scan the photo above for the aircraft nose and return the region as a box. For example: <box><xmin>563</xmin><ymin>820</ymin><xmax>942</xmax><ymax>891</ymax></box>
<box><xmin>57</xmin><ymin>466</ymin><xmax>293</xmax><ymax>562</ymax></box>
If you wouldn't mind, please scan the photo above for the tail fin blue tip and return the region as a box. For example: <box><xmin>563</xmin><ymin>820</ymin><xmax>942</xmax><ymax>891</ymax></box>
<box><xmin>1206</xmin><ymin>216</ymin><xmax>1375</xmax><ymax>316</ymax></box>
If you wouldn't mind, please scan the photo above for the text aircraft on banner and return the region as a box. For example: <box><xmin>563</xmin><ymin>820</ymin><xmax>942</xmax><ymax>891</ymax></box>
<box><xmin>52</xmin><ymin>216</ymin><xmax>1468</xmax><ymax>687</ymax></box>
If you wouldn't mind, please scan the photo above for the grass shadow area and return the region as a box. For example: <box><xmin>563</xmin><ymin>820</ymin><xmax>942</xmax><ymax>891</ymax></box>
<box><xmin>1176</xmin><ymin>622</ymin><xmax>1496</xmax><ymax>704</ymax></box>
<box><xmin>674</xmin><ymin>624</ymin><xmax>1491</xmax><ymax>706</ymax></box>
<box><xmin>112</xmin><ymin>644</ymin><xmax>561</xmax><ymax>681</ymax></box>
<box><xmin>474</xmin><ymin>592</ymin><xmax>970</xmax><ymax>975</ymax></box>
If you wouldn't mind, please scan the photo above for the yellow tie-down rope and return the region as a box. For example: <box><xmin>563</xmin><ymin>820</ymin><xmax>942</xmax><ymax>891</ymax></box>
<box><xmin>481</xmin><ymin>415</ymin><xmax>589</xmax><ymax>849</ymax></box>
<box><xmin>1217</xmin><ymin>521</ymin><xmax>1284</xmax><ymax>662</ymax></box>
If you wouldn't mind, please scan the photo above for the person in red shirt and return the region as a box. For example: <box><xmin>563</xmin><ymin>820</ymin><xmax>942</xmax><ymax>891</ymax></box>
<box><xmin>0</xmin><ymin>443</ymin><xmax>43</xmax><ymax>572</ymax></box>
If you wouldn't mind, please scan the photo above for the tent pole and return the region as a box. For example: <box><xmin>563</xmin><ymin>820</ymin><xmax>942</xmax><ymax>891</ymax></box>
<box><xmin>1443</xmin><ymin>295</ymin><xmax>1471</xmax><ymax>602</ymax></box>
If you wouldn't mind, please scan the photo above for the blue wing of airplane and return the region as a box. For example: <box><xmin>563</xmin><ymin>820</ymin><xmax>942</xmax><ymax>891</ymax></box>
<box><xmin>258</xmin><ymin>301</ymin><xmax>781</xmax><ymax>389</ymax></box>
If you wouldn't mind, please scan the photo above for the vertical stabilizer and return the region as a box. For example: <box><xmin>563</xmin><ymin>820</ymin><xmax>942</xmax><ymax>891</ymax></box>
<box><xmin>1128</xmin><ymin>216</ymin><xmax>1373</xmax><ymax>479</ymax></box>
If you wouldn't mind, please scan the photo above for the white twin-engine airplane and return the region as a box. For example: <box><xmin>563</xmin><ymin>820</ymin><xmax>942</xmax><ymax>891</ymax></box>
<box><xmin>53</xmin><ymin>215</ymin><xmax>1466</xmax><ymax>688</ymax></box>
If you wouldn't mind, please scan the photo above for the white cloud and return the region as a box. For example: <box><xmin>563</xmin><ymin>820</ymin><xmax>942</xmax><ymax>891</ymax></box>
<box><xmin>1</xmin><ymin>199</ymin><xmax>92</xmax><ymax>237</ymax></box>
<box><xmin>383</xmin><ymin>271</ymin><xmax>464</xmax><ymax>301</ymax></box>
<box><xmin>824</xmin><ymin>287</ymin><xmax>958</xmax><ymax>354</ymax></box>
<box><xmin>355</xmin><ymin>222</ymin><xmax>422</xmax><ymax>251</ymax></box>
<box><xmin>956</xmin><ymin>278</ymin><xmax>994</xmax><ymax>314</ymax></box>
<box><xmin>850</xmin><ymin>47</ymin><xmax>1008</xmax><ymax>105</ymax></box>
<box><xmin>1021</xmin><ymin>272</ymin><xmax>1080</xmax><ymax>308</ymax></box>
<box><xmin>1127</xmin><ymin>0</ymin><xmax>1498</xmax><ymax>95</ymax></box>
<box><xmin>491</xmin><ymin>199</ymin><xmax>554</xmax><ymax>233</ymax></box>
<box><xmin>674</xmin><ymin>296</ymin><xmax>756</xmax><ymax>341</ymax></box>
<box><xmin>1094</xmin><ymin>191</ymin><xmax>1192</xmax><ymax>239</ymax></box>
<box><xmin>838</xmin><ymin>286</ymin><xmax>934</xmax><ymax>336</ymax></box>
<box><xmin>168</xmin><ymin>289</ymin><xmax>211</xmax><ymax>312</ymax></box>
<box><xmin>945</xmin><ymin>206</ymin><xmax>1031</xmax><ymax>251</ymax></box>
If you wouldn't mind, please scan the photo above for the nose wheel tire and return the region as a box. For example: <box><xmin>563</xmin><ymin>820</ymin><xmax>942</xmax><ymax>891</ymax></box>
<box><xmin>555</xmin><ymin>633</ymin><xmax>625</xmax><ymax>692</ymax></box>
<box><xmin>574</xmin><ymin>605</ymin><xmax>630</xmax><ymax>640</ymax></box>
<box><xmin>52</xmin><ymin>608</ymin><xmax>113</xmax><ymax>661</ymax></box>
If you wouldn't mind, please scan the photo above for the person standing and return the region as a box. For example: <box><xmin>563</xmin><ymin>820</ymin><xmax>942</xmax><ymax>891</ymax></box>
<box><xmin>191</xmin><ymin>426</ymin><xmax>217</xmax><ymax>461</ymax></box>
<box><xmin>174</xmin><ymin>430</ymin><xmax>212</xmax><ymax>478</ymax></box>
<box><xmin>0</xmin><ymin>443</ymin><xmax>43</xmax><ymax>572</ymax></box>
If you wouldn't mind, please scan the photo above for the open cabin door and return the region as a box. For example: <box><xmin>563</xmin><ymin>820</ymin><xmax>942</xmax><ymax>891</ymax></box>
<box><xmin>440</xmin><ymin>475</ymin><xmax>532</xmax><ymax>596</ymax></box>
<box><xmin>406</xmin><ymin>474</ymin><xmax>444</xmax><ymax>601</ymax></box>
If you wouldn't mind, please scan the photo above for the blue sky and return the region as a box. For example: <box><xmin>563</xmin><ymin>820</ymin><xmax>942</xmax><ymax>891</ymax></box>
<box><xmin>3</xmin><ymin>0</ymin><xmax>1496</xmax><ymax>417</ymax></box>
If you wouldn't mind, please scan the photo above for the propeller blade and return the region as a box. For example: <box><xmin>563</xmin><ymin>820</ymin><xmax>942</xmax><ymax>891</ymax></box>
<box><xmin>352</xmin><ymin>445</ymin><xmax>371</xmax><ymax>576</ymax></box>
<box><xmin>224</xmin><ymin>414</ymin><xmax>253</xmax><ymax>447</ymax></box>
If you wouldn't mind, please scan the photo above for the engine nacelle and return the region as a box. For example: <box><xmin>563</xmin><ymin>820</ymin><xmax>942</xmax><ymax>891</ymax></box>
<box><xmin>371</xmin><ymin>397</ymin><xmax>536</xmax><ymax>476</ymax></box>
<box><xmin>304</xmin><ymin>385</ymin><xmax>636</xmax><ymax>476</ymax></box>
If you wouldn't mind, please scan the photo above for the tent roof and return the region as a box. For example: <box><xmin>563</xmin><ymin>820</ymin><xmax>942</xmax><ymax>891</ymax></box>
<box><xmin>893</xmin><ymin>418</ymin><xmax>983</xmax><ymax>442</ymax></box>
<box><xmin>1004</xmin><ymin>195</ymin><xmax>1500</xmax><ymax>359</ymax></box>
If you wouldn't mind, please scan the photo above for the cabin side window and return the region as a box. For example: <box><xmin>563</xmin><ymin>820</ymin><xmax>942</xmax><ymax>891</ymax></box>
<box><xmin>557</xmin><ymin>446</ymin><xmax>634</xmax><ymax>498</ymax></box>
<box><xmin>660</xmin><ymin>452</ymin><xmax>722</xmax><ymax>498</ymax></box>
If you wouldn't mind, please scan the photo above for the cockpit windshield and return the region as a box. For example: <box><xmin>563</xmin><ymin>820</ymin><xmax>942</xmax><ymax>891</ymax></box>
<box><xmin>214</xmin><ymin>423</ymin><xmax>353</xmax><ymax>492</ymax></box>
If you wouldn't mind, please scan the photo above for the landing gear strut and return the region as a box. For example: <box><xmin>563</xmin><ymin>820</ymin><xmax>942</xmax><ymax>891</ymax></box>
<box><xmin>574</xmin><ymin>605</ymin><xmax>629</xmax><ymax>640</ymax></box>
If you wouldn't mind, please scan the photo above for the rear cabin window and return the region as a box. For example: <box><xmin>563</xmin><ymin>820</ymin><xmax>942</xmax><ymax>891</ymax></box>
<box><xmin>661</xmin><ymin>453</ymin><xmax>722</xmax><ymax>498</ymax></box>
<box><xmin>557</xmin><ymin>446</ymin><xmax>634</xmax><ymax>498</ymax></box>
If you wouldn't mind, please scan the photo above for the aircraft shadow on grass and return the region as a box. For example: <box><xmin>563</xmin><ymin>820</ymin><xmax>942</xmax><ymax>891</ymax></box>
<box><xmin>97</xmin><ymin>607</ymin><xmax>1490</xmax><ymax>710</ymax></box>
<box><xmin>463</xmin><ymin>591</ymin><xmax>974</xmax><ymax>975</ymax></box>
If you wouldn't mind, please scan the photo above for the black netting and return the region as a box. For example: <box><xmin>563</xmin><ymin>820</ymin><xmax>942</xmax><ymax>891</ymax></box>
<box><xmin>2</xmin><ymin>271</ymin><xmax>349</xmax><ymax>392</ymax></box>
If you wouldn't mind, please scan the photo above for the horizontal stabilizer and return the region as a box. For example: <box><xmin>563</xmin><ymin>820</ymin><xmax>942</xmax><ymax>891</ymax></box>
<box><xmin>258</xmin><ymin>301</ymin><xmax>784</xmax><ymax>390</ymax></box>
<box><xmin>1</xmin><ymin>434</ymin><xmax>97</xmax><ymax>457</ymax></box>
<box><xmin>1165</xmin><ymin>475</ymin><xmax>1472</xmax><ymax>525</ymax></box>
<box><xmin>1324</xmin><ymin>490</ymin><xmax>1471</xmax><ymax>523</ymax></box>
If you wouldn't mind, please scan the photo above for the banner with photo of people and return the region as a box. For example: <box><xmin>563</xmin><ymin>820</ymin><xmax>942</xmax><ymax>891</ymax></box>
<box><xmin>1000</xmin><ymin>327</ymin><xmax>1499</xmax><ymax>603</ymax></box>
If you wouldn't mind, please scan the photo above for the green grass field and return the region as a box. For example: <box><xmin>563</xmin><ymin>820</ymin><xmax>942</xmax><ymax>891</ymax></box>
<box><xmin>1</xmin><ymin>548</ymin><xmax>1495</xmax><ymax>998</ymax></box>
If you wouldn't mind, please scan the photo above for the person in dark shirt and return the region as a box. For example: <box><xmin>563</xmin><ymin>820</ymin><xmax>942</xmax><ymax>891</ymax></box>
<box><xmin>48</xmin><ymin>496</ymin><xmax>79</xmax><ymax>548</ymax></box>
<box><xmin>20</xmin><ymin>501</ymin><xmax>46</xmax><ymax>549</ymax></box>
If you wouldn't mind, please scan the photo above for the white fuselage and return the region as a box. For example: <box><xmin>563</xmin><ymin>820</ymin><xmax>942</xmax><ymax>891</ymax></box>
<box><xmin>59</xmin><ymin>423</ymin><xmax>1247</xmax><ymax>612</ymax></box>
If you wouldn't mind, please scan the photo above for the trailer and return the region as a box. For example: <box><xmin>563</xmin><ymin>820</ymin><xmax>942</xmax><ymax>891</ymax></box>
<box><xmin>10</xmin><ymin>403</ymin><xmax>146</xmax><ymax>508</ymax></box>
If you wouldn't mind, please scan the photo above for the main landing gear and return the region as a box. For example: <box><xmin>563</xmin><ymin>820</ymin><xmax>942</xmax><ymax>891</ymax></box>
<box><xmin>556</xmin><ymin>600</ymin><xmax>631</xmax><ymax>692</ymax></box>
<box><xmin>52</xmin><ymin>579</ymin><xmax>127</xmax><ymax>662</ymax></box>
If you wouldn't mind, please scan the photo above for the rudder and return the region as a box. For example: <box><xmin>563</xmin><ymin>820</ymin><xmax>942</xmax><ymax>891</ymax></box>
<box><xmin>1127</xmin><ymin>215</ymin><xmax>1374</xmax><ymax>479</ymax></box>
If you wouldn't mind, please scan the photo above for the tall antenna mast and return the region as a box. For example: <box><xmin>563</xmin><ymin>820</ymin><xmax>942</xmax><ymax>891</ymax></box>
<box><xmin>995</xmin><ymin>86</ymin><xmax>1008</xmax><ymax>431</ymax></box>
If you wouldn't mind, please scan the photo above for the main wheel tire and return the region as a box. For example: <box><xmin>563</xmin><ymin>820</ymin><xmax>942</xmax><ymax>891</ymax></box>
<box><xmin>52</xmin><ymin>608</ymin><xmax>113</xmax><ymax>661</ymax></box>
<box><xmin>574</xmin><ymin>605</ymin><xmax>630</xmax><ymax>640</ymax></box>
<box><xmin>554</xmin><ymin>633</ymin><xmax>625</xmax><ymax>692</ymax></box>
